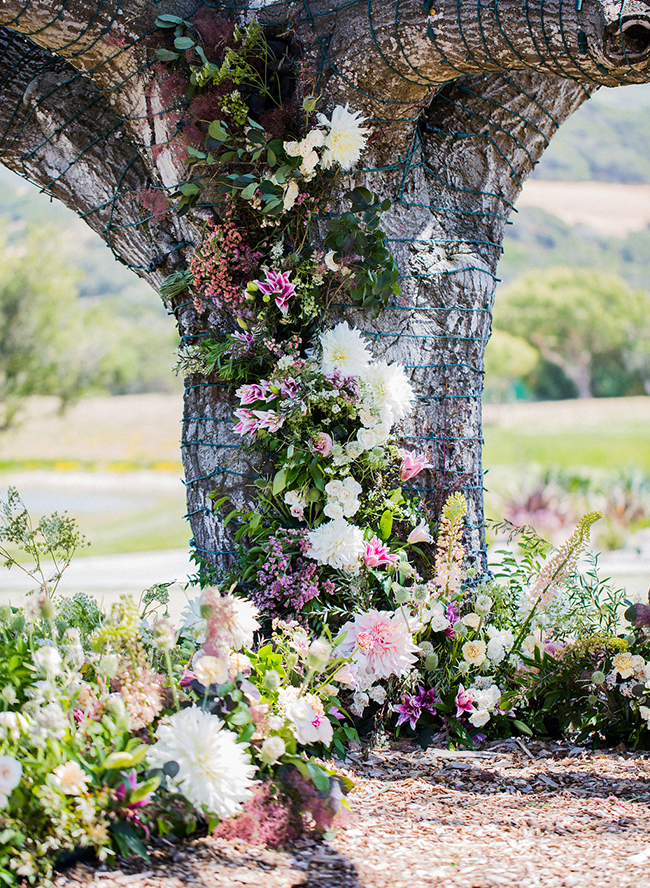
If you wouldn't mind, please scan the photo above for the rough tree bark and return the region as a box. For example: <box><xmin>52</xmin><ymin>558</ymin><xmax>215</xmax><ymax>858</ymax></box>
<box><xmin>0</xmin><ymin>0</ymin><xmax>648</xmax><ymax>569</ymax></box>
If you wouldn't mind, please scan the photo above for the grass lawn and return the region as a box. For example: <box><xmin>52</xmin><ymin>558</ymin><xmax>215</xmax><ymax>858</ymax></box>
<box><xmin>483</xmin><ymin>397</ymin><xmax>650</xmax><ymax>471</ymax></box>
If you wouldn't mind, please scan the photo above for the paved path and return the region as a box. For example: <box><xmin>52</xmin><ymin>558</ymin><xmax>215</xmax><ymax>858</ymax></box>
<box><xmin>0</xmin><ymin>548</ymin><xmax>196</xmax><ymax>620</ymax></box>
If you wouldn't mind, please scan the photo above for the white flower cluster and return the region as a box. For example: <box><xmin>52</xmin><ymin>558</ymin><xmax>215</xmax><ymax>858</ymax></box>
<box><xmin>284</xmin><ymin>104</ymin><xmax>370</xmax><ymax>176</ymax></box>
<box><xmin>306</xmin><ymin>324</ymin><xmax>416</xmax><ymax>571</ymax></box>
<box><xmin>467</xmin><ymin>682</ymin><xmax>502</xmax><ymax>727</ymax></box>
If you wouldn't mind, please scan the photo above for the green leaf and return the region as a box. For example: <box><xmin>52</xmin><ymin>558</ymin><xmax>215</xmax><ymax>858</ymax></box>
<box><xmin>240</xmin><ymin>182</ymin><xmax>258</xmax><ymax>200</ymax></box>
<box><xmin>208</xmin><ymin>121</ymin><xmax>229</xmax><ymax>142</ymax></box>
<box><xmin>306</xmin><ymin>761</ymin><xmax>331</xmax><ymax>792</ymax></box>
<box><xmin>156</xmin><ymin>48</ymin><xmax>180</xmax><ymax>61</ymax></box>
<box><xmin>174</xmin><ymin>36</ymin><xmax>195</xmax><ymax>51</ymax></box>
<box><xmin>178</xmin><ymin>182</ymin><xmax>200</xmax><ymax>196</ymax></box>
<box><xmin>103</xmin><ymin>751</ymin><xmax>136</xmax><ymax>770</ymax></box>
<box><xmin>155</xmin><ymin>14</ymin><xmax>184</xmax><ymax>26</ymax></box>
<box><xmin>273</xmin><ymin>468</ymin><xmax>288</xmax><ymax>496</ymax></box>
<box><xmin>130</xmin><ymin>776</ymin><xmax>160</xmax><ymax>804</ymax></box>
<box><xmin>111</xmin><ymin>822</ymin><xmax>150</xmax><ymax>862</ymax></box>
<box><xmin>267</xmin><ymin>147</ymin><xmax>277</xmax><ymax>166</ymax></box>
<box><xmin>513</xmin><ymin>719</ymin><xmax>533</xmax><ymax>736</ymax></box>
<box><xmin>379</xmin><ymin>509</ymin><xmax>393</xmax><ymax>540</ymax></box>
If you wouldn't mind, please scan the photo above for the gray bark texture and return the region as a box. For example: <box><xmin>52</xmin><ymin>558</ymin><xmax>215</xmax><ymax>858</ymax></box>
<box><xmin>0</xmin><ymin>0</ymin><xmax>648</xmax><ymax>569</ymax></box>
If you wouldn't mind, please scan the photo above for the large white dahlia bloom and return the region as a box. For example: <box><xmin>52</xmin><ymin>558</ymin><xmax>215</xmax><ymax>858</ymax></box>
<box><xmin>317</xmin><ymin>104</ymin><xmax>370</xmax><ymax>170</ymax></box>
<box><xmin>361</xmin><ymin>361</ymin><xmax>415</xmax><ymax>424</ymax></box>
<box><xmin>307</xmin><ymin>518</ymin><xmax>365</xmax><ymax>570</ymax></box>
<box><xmin>319</xmin><ymin>322</ymin><xmax>371</xmax><ymax>377</ymax></box>
<box><xmin>147</xmin><ymin>708</ymin><xmax>256</xmax><ymax>818</ymax></box>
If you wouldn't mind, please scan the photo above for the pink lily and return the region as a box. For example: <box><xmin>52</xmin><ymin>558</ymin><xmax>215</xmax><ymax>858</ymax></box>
<box><xmin>233</xmin><ymin>408</ymin><xmax>259</xmax><ymax>435</ymax></box>
<box><xmin>364</xmin><ymin>535</ymin><xmax>399</xmax><ymax>568</ymax></box>
<box><xmin>455</xmin><ymin>684</ymin><xmax>474</xmax><ymax>718</ymax></box>
<box><xmin>253</xmin><ymin>409</ymin><xmax>285</xmax><ymax>432</ymax></box>
<box><xmin>399</xmin><ymin>449</ymin><xmax>432</xmax><ymax>482</ymax></box>
<box><xmin>407</xmin><ymin>519</ymin><xmax>433</xmax><ymax>544</ymax></box>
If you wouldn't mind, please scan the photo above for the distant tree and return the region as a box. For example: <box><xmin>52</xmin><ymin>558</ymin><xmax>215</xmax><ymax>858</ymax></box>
<box><xmin>493</xmin><ymin>267</ymin><xmax>650</xmax><ymax>399</ymax></box>
<box><xmin>0</xmin><ymin>226</ymin><xmax>179</xmax><ymax>428</ymax></box>
<box><xmin>484</xmin><ymin>330</ymin><xmax>540</xmax><ymax>401</ymax></box>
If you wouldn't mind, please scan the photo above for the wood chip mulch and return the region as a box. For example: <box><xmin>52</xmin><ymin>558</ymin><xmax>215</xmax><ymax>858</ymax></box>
<box><xmin>57</xmin><ymin>739</ymin><xmax>650</xmax><ymax>888</ymax></box>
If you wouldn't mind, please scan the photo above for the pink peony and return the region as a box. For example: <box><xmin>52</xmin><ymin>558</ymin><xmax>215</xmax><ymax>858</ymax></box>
<box><xmin>339</xmin><ymin>609</ymin><xmax>418</xmax><ymax>680</ymax></box>
<box><xmin>399</xmin><ymin>450</ymin><xmax>431</xmax><ymax>482</ymax></box>
<box><xmin>455</xmin><ymin>684</ymin><xmax>474</xmax><ymax>718</ymax></box>
<box><xmin>309</xmin><ymin>432</ymin><xmax>333</xmax><ymax>457</ymax></box>
<box><xmin>255</xmin><ymin>269</ymin><xmax>296</xmax><ymax>316</ymax></box>
<box><xmin>364</xmin><ymin>536</ymin><xmax>399</xmax><ymax>568</ymax></box>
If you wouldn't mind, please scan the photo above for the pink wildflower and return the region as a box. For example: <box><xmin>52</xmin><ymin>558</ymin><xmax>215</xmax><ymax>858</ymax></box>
<box><xmin>233</xmin><ymin>408</ymin><xmax>259</xmax><ymax>435</ymax></box>
<box><xmin>364</xmin><ymin>536</ymin><xmax>399</xmax><ymax>568</ymax></box>
<box><xmin>339</xmin><ymin>609</ymin><xmax>418</xmax><ymax>680</ymax></box>
<box><xmin>309</xmin><ymin>432</ymin><xmax>333</xmax><ymax>457</ymax></box>
<box><xmin>455</xmin><ymin>684</ymin><xmax>474</xmax><ymax>718</ymax></box>
<box><xmin>255</xmin><ymin>269</ymin><xmax>296</xmax><ymax>316</ymax></box>
<box><xmin>399</xmin><ymin>449</ymin><xmax>432</xmax><ymax>482</ymax></box>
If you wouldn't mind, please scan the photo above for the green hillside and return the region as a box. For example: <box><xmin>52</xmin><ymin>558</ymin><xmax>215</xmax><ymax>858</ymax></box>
<box><xmin>531</xmin><ymin>84</ymin><xmax>650</xmax><ymax>184</ymax></box>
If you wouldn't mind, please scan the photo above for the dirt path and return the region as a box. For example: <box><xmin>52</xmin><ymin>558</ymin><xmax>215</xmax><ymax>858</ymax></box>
<box><xmin>57</xmin><ymin>739</ymin><xmax>650</xmax><ymax>888</ymax></box>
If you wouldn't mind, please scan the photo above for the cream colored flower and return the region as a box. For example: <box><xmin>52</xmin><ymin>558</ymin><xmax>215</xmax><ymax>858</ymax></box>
<box><xmin>462</xmin><ymin>640</ymin><xmax>487</xmax><ymax>667</ymax></box>
<box><xmin>194</xmin><ymin>655</ymin><xmax>229</xmax><ymax>686</ymax></box>
<box><xmin>462</xmin><ymin>613</ymin><xmax>481</xmax><ymax>630</ymax></box>
<box><xmin>283</xmin><ymin>179</ymin><xmax>300</xmax><ymax>211</ymax></box>
<box><xmin>612</xmin><ymin>652</ymin><xmax>634</xmax><ymax>679</ymax></box>
<box><xmin>0</xmin><ymin>756</ymin><xmax>22</xmax><ymax>798</ymax></box>
<box><xmin>52</xmin><ymin>761</ymin><xmax>90</xmax><ymax>796</ymax></box>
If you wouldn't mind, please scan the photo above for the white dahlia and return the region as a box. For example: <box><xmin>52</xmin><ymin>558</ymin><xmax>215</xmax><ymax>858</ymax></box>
<box><xmin>319</xmin><ymin>322</ymin><xmax>371</xmax><ymax>377</ymax></box>
<box><xmin>317</xmin><ymin>104</ymin><xmax>370</xmax><ymax>170</ymax></box>
<box><xmin>307</xmin><ymin>518</ymin><xmax>365</xmax><ymax>570</ymax></box>
<box><xmin>147</xmin><ymin>707</ymin><xmax>256</xmax><ymax>818</ymax></box>
<box><xmin>361</xmin><ymin>361</ymin><xmax>415</xmax><ymax>425</ymax></box>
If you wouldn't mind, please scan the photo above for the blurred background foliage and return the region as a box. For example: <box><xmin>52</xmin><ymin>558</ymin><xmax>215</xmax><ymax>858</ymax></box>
<box><xmin>0</xmin><ymin>167</ymin><xmax>181</xmax><ymax>428</ymax></box>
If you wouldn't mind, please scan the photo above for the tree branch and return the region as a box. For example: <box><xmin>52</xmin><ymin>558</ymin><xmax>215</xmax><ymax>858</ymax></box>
<box><xmin>0</xmin><ymin>26</ymin><xmax>200</xmax><ymax>287</ymax></box>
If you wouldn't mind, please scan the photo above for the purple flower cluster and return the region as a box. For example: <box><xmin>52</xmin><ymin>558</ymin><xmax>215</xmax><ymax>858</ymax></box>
<box><xmin>394</xmin><ymin>686</ymin><xmax>438</xmax><ymax>730</ymax></box>
<box><xmin>253</xmin><ymin>529</ymin><xmax>334</xmax><ymax>616</ymax></box>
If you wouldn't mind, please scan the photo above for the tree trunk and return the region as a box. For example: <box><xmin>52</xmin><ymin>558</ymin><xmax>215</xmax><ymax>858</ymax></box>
<box><xmin>0</xmin><ymin>0</ymin><xmax>649</xmax><ymax>571</ymax></box>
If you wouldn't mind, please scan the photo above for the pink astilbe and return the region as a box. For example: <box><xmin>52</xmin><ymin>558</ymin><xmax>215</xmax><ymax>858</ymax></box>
<box><xmin>339</xmin><ymin>609</ymin><xmax>418</xmax><ymax>680</ymax></box>
<box><xmin>364</xmin><ymin>536</ymin><xmax>398</xmax><ymax>568</ymax></box>
<box><xmin>190</xmin><ymin>212</ymin><xmax>261</xmax><ymax>314</ymax></box>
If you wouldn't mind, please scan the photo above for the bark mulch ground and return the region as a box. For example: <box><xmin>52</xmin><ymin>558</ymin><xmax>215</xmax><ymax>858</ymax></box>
<box><xmin>57</xmin><ymin>738</ymin><xmax>650</xmax><ymax>888</ymax></box>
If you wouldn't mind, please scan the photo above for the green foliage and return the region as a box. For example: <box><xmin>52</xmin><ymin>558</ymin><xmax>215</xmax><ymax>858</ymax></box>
<box><xmin>0</xmin><ymin>486</ymin><xmax>87</xmax><ymax>599</ymax></box>
<box><xmin>530</xmin><ymin>97</ymin><xmax>650</xmax><ymax>184</ymax></box>
<box><xmin>324</xmin><ymin>188</ymin><xmax>401</xmax><ymax>319</ymax></box>
<box><xmin>493</xmin><ymin>266</ymin><xmax>650</xmax><ymax>399</ymax></box>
